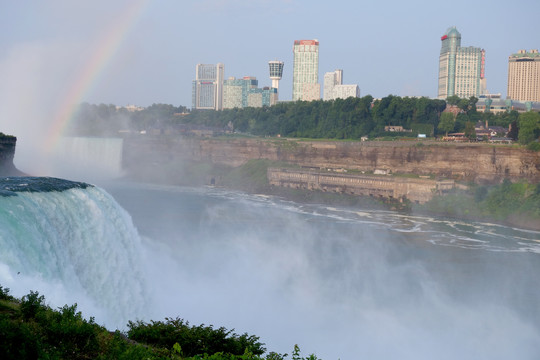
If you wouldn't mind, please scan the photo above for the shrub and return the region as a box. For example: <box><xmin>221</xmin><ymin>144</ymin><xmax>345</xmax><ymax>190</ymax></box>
<box><xmin>127</xmin><ymin>317</ymin><xmax>266</xmax><ymax>357</ymax></box>
<box><xmin>526</xmin><ymin>142</ymin><xmax>540</xmax><ymax>152</ymax></box>
<box><xmin>20</xmin><ymin>291</ymin><xmax>45</xmax><ymax>320</ymax></box>
<box><xmin>0</xmin><ymin>285</ymin><xmax>13</xmax><ymax>301</ymax></box>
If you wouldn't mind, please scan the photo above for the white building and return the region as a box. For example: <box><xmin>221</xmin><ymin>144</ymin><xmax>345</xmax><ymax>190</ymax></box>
<box><xmin>323</xmin><ymin>70</ymin><xmax>342</xmax><ymax>100</ymax></box>
<box><xmin>323</xmin><ymin>70</ymin><xmax>359</xmax><ymax>100</ymax></box>
<box><xmin>332</xmin><ymin>84</ymin><xmax>360</xmax><ymax>99</ymax></box>
<box><xmin>292</xmin><ymin>39</ymin><xmax>320</xmax><ymax>101</ymax></box>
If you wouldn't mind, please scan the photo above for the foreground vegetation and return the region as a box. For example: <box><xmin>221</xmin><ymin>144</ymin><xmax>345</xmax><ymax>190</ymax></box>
<box><xmin>0</xmin><ymin>286</ymin><xmax>319</xmax><ymax>360</ymax></box>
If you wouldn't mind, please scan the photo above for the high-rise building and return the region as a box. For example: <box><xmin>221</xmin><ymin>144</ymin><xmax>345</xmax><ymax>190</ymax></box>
<box><xmin>332</xmin><ymin>84</ymin><xmax>360</xmax><ymax>100</ymax></box>
<box><xmin>438</xmin><ymin>27</ymin><xmax>485</xmax><ymax>99</ymax></box>
<box><xmin>323</xmin><ymin>70</ymin><xmax>342</xmax><ymax>100</ymax></box>
<box><xmin>222</xmin><ymin>77</ymin><xmax>244</xmax><ymax>109</ymax></box>
<box><xmin>222</xmin><ymin>76</ymin><xmax>258</xmax><ymax>109</ymax></box>
<box><xmin>507</xmin><ymin>49</ymin><xmax>540</xmax><ymax>103</ymax></box>
<box><xmin>192</xmin><ymin>63</ymin><xmax>224</xmax><ymax>110</ymax></box>
<box><xmin>247</xmin><ymin>87</ymin><xmax>278</xmax><ymax>108</ymax></box>
<box><xmin>323</xmin><ymin>70</ymin><xmax>359</xmax><ymax>100</ymax></box>
<box><xmin>292</xmin><ymin>40</ymin><xmax>320</xmax><ymax>101</ymax></box>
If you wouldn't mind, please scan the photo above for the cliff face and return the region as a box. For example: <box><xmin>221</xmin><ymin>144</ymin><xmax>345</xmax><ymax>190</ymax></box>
<box><xmin>0</xmin><ymin>135</ymin><xmax>21</xmax><ymax>176</ymax></box>
<box><xmin>123</xmin><ymin>137</ymin><xmax>540</xmax><ymax>184</ymax></box>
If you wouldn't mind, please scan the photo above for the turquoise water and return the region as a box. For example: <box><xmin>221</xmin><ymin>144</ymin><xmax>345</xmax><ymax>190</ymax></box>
<box><xmin>0</xmin><ymin>177</ymin><xmax>146</xmax><ymax>326</ymax></box>
<box><xmin>1</xmin><ymin>177</ymin><xmax>540</xmax><ymax>359</ymax></box>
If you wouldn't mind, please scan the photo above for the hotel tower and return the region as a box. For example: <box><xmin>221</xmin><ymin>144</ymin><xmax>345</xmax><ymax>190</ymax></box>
<box><xmin>507</xmin><ymin>49</ymin><xmax>540</xmax><ymax>103</ymax></box>
<box><xmin>438</xmin><ymin>27</ymin><xmax>485</xmax><ymax>99</ymax></box>
<box><xmin>292</xmin><ymin>40</ymin><xmax>320</xmax><ymax>101</ymax></box>
<box><xmin>192</xmin><ymin>63</ymin><xmax>224</xmax><ymax>110</ymax></box>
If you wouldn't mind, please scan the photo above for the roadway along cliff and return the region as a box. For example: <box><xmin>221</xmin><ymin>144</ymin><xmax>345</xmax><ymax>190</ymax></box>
<box><xmin>123</xmin><ymin>137</ymin><xmax>540</xmax><ymax>184</ymax></box>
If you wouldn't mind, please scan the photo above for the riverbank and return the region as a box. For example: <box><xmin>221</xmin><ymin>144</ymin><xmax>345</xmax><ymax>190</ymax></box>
<box><xmin>124</xmin><ymin>158</ymin><xmax>540</xmax><ymax>232</ymax></box>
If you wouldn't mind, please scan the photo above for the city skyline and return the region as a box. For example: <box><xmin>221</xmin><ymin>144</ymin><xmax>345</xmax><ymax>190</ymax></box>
<box><xmin>1</xmin><ymin>0</ymin><xmax>539</xmax><ymax>114</ymax></box>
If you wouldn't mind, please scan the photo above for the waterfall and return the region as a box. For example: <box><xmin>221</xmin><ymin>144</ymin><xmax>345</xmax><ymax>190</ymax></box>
<box><xmin>53</xmin><ymin>137</ymin><xmax>124</xmax><ymax>180</ymax></box>
<box><xmin>0</xmin><ymin>177</ymin><xmax>146</xmax><ymax>328</ymax></box>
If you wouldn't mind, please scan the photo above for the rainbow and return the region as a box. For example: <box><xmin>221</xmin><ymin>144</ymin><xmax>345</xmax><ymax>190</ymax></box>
<box><xmin>45</xmin><ymin>0</ymin><xmax>149</xmax><ymax>152</ymax></box>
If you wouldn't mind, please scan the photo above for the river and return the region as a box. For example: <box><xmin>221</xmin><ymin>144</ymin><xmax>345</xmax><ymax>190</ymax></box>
<box><xmin>1</xmin><ymin>178</ymin><xmax>539</xmax><ymax>359</ymax></box>
<box><xmin>107</xmin><ymin>181</ymin><xmax>540</xmax><ymax>360</ymax></box>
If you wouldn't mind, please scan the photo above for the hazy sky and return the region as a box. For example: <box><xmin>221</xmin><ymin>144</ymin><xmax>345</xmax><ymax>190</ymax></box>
<box><xmin>1</xmin><ymin>0</ymin><xmax>539</xmax><ymax>109</ymax></box>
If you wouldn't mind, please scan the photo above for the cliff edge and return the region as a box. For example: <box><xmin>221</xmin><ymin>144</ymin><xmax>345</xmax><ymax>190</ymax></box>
<box><xmin>0</xmin><ymin>133</ymin><xmax>24</xmax><ymax>176</ymax></box>
<box><xmin>123</xmin><ymin>137</ymin><xmax>540</xmax><ymax>184</ymax></box>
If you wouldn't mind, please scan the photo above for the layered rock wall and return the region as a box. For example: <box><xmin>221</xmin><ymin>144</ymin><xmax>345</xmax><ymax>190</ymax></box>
<box><xmin>123</xmin><ymin>137</ymin><xmax>540</xmax><ymax>184</ymax></box>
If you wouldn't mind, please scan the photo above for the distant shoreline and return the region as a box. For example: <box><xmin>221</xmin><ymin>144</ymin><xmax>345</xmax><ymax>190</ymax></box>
<box><xmin>123</xmin><ymin>159</ymin><xmax>540</xmax><ymax>233</ymax></box>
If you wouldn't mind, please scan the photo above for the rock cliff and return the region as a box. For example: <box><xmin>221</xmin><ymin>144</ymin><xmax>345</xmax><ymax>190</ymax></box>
<box><xmin>0</xmin><ymin>134</ymin><xmax>22</xmax><ymax>176</ymax></box>
<box><xmin>123</xmin><ymin>137</ymin><xmax>540</xmax><ymax>184</ymax></box>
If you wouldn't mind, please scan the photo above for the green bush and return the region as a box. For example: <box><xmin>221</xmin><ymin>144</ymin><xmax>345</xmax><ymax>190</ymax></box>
<box><xmin>20</xmin><ymin>291</ymin><xmax>45</xmax><ymax>320</ymax></box>
<box><xmin>526</xmin><ymin>142</ymin><xmax>540</xmax><ymax>151</ymax></box>
<box><xmin>127</xmin><ymin>317</ymin><xmax>266</xmax><ymax>357</ymax></box>
<box><xmin>0</xmin><ymin>286</ymin><xmax>320</xmax><ymax>360</ymax></box>
<box><xmin>0</xmin><ymin>285</ymin><xmax>13</xmax><ymax>301</ymax></box>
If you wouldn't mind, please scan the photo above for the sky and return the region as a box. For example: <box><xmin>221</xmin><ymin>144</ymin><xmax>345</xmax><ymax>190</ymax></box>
<box><xmin>0</xmin><ymin>0</ymin><xmax>539</xmax><ymax>170</ymax></box>
<box><xmin>1</xmin><ymin>0</ymin><xmax>539</xmax><ymax>109</ymax></box>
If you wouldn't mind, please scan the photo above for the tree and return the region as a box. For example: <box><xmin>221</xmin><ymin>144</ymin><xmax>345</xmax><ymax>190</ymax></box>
<box><xmin>454</xmin><ymin>113</ymin><xmax>469</xmax><ymax>132</ymax></box>
<box><xmin>446</xmin><ymin>95</ymin><xmax>461</xmax><ymax>106</ymax></box>
<box><xmin>507</xmin><ymin>120</ymin><xmax>519</xmax><ymax>140</ymax></box>
<box><xmin>437</xmin><ymin>112</ymin><xmax>455</xmax><ymax>135</ymax></box>
<box><xmin>464</xmin><ymin>121</ymin><xmax>476</xmax><ymax>140</ymax></box>
<box><xmin>518</xmin><ymin>111</ymin><xmax>540</xmax><ymax>145</ymax></box>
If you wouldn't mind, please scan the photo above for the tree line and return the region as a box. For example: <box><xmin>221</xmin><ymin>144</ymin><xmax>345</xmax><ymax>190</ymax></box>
<box><xmin>67</xmin><ymin>95</ymin><xmax>539</xmax><ymax>145</ymax></box>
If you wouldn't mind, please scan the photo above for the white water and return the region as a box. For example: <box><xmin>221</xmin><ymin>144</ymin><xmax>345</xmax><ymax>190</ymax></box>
<box><xmin>0</xmin><ymin>182</ymin><xmax>146</xmax><ymax>327</ymax></box>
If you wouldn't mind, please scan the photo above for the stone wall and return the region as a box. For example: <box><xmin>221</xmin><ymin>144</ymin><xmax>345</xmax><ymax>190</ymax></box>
<box><xmin>268</xmin><ymin>168</ymin><xmax>455</xmax><ymax>204</ymax></box>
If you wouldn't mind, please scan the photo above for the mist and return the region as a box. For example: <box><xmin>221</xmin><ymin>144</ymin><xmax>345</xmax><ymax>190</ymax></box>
<box><xmin>106</xmin><ymin>183</ymin><xmax>540</xmax><ymax>360</ymax></box>
<box><xmin>0</xmin><ymin>38</ymin><xmax>90</xmax><ymax>175</ymax></box>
